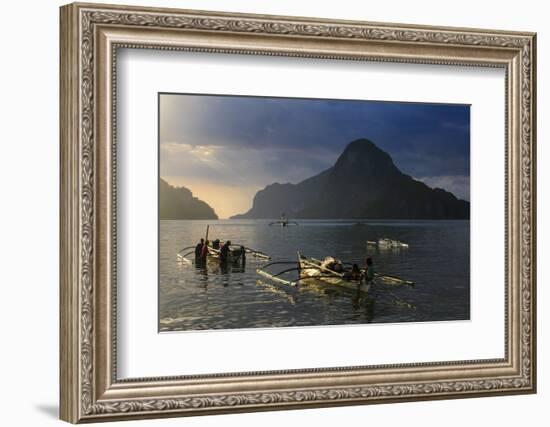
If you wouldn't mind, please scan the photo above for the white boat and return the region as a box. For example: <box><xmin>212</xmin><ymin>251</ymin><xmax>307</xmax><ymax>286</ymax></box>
<box><xmin>368</xmin><ymin>238</ymin><xmax>409</xmax><ymax>248</ymax></box>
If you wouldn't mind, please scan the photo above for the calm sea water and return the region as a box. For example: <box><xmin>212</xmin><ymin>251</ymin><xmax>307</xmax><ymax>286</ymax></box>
<box><xmin>159</xmin><ymin>219</ymin><xmax>470</xmax><ymax>331</ymax></box>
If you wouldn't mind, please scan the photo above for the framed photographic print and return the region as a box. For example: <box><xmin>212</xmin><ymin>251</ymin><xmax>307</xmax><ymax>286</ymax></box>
<box><xmin>60</xmin><ymin>2</ymin><xmax>537</xmax><ymax>423</ymax></box>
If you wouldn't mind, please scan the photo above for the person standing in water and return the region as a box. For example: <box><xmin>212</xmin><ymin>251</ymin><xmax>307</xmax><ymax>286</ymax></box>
<box><xmin>220</xmin><ymin>240</ymin><xmax>231</xmax><ymax>264</ymax></box>
<box><xmin>194</xmin><ymin>238</ymin><xmax>204</xmax><ymax>260</ymax></box>
<box><xmin>200</xmin><ymin>239</ymin><xmax>210</xmax><ymax>262</ymax></box>
<box><xmin>365</xmin><ymin>257</ymin><xmax>375</xmax><ymax>283</ymax></box>
<box><xmin>350</xmin><ymin>263</ymin><xmax>362</xmax><ymax>281</ymax></box>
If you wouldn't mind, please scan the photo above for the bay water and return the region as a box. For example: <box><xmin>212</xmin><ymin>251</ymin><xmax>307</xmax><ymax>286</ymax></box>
<box><xmin>159</xmin><ymin>219</ymin><xmax>469</xmax><ymax>331</ymax></box>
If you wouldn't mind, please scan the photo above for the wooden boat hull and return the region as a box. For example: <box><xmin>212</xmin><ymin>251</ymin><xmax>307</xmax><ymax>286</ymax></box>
<box><xmin>255</xmin><ymin>253</ymin><xmax>413</xmax><ymax>290</ymax></box>
<box><xmin>298</xmin><ymin>254</ymin><xmax>369</xmax><ymax>294</ymax></box>
<box><xmin>199</xmin><ymin>246</ymin><xmax>244</xmax><ymax>265</ymax></box>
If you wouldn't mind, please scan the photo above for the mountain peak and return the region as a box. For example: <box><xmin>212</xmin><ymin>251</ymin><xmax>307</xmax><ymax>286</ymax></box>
<box><xmin>344</xmin><ymin>138</ymin><xmax>377</xmax><ymax>150</ymax></box>
<box><xmin>334</xmin><ymin>138</ymin><xmax>396</xmax><ymax>177</ymax></box>
<box><xmin>231</xmin><ymin>138</ymin><xmax>469</xmax><ymax>220</ymax></box>
<box><xmin>341</xmin><ymin>138</ymin><xmax>391</xmax><ymax>159</ymax></box>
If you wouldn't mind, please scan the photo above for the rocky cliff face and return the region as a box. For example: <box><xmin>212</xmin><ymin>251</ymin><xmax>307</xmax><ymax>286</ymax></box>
<box><xmin>231</xmin><ymin>139</ymin><xmax>469</xmax><ymax>220</ymax></box>
<box><xmin>159</xmin><ymin>179</ymin><xmax>218</xmax><ymax>220</ymax></box>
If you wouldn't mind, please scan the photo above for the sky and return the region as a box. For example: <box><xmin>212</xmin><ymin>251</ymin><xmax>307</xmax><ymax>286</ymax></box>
<box><xmin>160</xmin><ymin>93</ymin><xmax>470</xmax><ymax>219</ymax></box>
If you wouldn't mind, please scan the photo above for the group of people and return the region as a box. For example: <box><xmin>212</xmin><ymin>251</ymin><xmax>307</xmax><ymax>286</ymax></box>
<box><xmin>321</xmin><ymin>256</ymin><xmax>374</xmax><ymax>283</ymax></box>
<box><xmin>194</xmin><ymin>236</ymin><xmax>372</xmax><ymax>280</ymax></box>
<box><xmin>349</xmin><ymin>258</ymin><xmax>375</xmax><ymax>282</ymax></box>
<box><xmin>194</xmin><ymin>238</ymin><xmax>245</xmax><ymax>265</ymax></box>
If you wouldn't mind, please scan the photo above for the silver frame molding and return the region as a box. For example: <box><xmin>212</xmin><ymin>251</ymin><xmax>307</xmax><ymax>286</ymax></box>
<box><xmin>60</xmin><ymin>2</ymin><xmax>537</xmax><ymax>423</ymax></box>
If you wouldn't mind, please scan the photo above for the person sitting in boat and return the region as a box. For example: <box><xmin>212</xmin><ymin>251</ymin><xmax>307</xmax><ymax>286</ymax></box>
<box><xmin>332</xmin><ymin>262</ymin><xmax>344</xmax><ymax>273</ymax></box>
<box><xmin>212</xmin><ymin>239</ymin><xmax>221</xmax><ymax>250</ymax></box>
<box><xmin>220</xmin><ymin>240</ymin><xmax>231</xmax><ymax>264</ymax></box>
<box><xmin>321</xmin><ymin>256</ymin><xmax>343</xmax><ymax>273</ymax></box>
<box><xmin>365</xmin><ymin>257</ymin><xmax>375</xmax><ymax>282</ymax></box>
<box><xmin>321</xmin><ymin>256</ymin><xmax>336</xmax><ymax>270</ymax></box>
<box><xmin>343</xmin><ymin>263</ymin><xmax>362</xmax><ymax>281</ymax></box>
<box><xmin>194</xmin><ymin>238</ymin><xmax>204</xmax><ymax>260</ymax></box>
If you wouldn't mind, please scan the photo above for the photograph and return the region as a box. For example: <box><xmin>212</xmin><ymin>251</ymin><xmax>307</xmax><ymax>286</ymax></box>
<box><xmin>158</xmin><ymin>93</ymin><xmax>471</xmax><ymax>332</ymax></box>
<box><xmin>56</xmin><ymin>2</ymin><xmax>536</xmax><ymax>422</ymax></box>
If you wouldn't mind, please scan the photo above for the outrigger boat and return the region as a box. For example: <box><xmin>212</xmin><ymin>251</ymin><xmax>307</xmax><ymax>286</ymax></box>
<box><xmin>367</xmin><ymin>237</ymin><xmax>409</xmax><ymax>248</ymax></box>
<box><xmin>269</xmin><ymin>219</ymin><xmax>299</xmax><ymax>227</ymax></box>
<box><xmin>176</xmin><ymin>225</ymin><xmax>271</xmax><ymax>264</ymax></box>
<box><xmin>298</xmin><ymin>253</ymin><xmax>369</xmax><ymax>293</ymax></box>
<box><xmin>204</xmin><ymin>243</ymin><xmax>245</xmax><ymax>265</ymax></box>
<box><xmin>256</xmin><ymin>252</ymin><xmax>414</xmax><ymax>291</ymax></box>
<box><xmin>269</xmin><ymin>213</ymin><xmax>299</xmax><ymax>227</ymax></box>
<box><xmin>177</xmin><ymin>242</ymin><xmax>270</xmax><ymax>264</ymax></box>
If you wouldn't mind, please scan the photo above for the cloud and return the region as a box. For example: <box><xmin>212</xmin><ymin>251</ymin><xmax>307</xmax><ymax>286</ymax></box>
<box><xmin>159</xmin><ymin>93</ymin><xmax>471</xmax><ymax>209</ymax></box>
<box><xmin>160</xmin><ymin>142</ymin><xmax>336</xmax><ymax>188</ymax></box>
<box><xmin>160</xmin><ymin>95</ymin><xmax>469</xmax><ymax>171</ymax></box>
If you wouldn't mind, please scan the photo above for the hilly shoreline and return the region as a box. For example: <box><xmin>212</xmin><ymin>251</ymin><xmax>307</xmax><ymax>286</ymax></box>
<box><xmin>231</xmin><ymin>139</ymin><xmax>469</xmax><ymax>220</ymax></box>
<box><xmin>159</xmin><ymin>179</ymin><xmax>218</xmax><ymax>220</ymax></box>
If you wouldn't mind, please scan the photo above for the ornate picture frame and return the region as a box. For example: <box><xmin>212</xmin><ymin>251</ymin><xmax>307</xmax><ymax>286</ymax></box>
<box><xmin>60</xmin><ymin>2</ymin><xmax>536</xmax><ymax>423</ymax></box>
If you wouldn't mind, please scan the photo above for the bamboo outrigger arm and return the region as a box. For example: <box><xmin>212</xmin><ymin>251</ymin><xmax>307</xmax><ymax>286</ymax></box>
<box><xmin>256</xmin><ymin>269</ymin><xmax>297</xmax><ymax>287</ymax></box>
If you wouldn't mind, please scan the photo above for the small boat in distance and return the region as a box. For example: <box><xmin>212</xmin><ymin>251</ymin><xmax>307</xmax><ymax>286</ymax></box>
<box><xmin>367</xmin><ymin>238</ymin><xmax>409</xmax><ymax>248</ymax></box>
<box><xmin>269</xmin><ymin>213</ymin><xmax>299</xmax><ymax>227</ymax></box>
